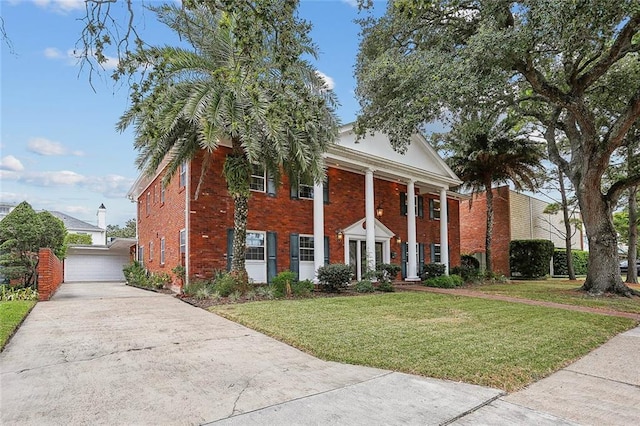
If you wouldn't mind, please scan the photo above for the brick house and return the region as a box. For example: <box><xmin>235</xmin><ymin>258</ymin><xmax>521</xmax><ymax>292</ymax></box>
<box><xmin>459</xmin><ymin>185</ymin><xmax>585</xmax><ymax>275</ymax></box>
<box><xmin>127</xmin><ymin>124</ymin><xmax>464</xmax><ymax>290</ymax></box>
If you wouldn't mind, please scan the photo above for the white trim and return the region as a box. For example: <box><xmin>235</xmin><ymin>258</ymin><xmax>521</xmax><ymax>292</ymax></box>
<box><xmin>365</xmin><ymin>169</ymin><xmax>376</xmax><ymax>273</ymax></box>
<box><xmin>406</xmin><ymin>180</ymin><xmax>419</xmax><ymax>281</ymax></box>
<box><xmin>313</xmin><ymin>181</ymin><xmax>325</xmax><ymax>283</ymax></box>
<box><xmin>440</xmin><ymin>188</ymin><xmax>449</xmax><ymax>275</ymax></box>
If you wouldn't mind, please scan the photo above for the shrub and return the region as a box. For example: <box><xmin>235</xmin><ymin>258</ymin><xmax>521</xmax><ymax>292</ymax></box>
<box><xmin>149</xmin><ymin>272</ymin><xmax>171</xmax><ymax>289</ymax></box>
<box><xmin>510</xmin><ymin>240</ymin><xmax>555</xmax><ymax>279</ymax></box>
<box><xmin>0</xmin><ymin>285</ymin><xmax>38</xmax><ymax>301</ymax></box>
<box><xmin>461</xmin><ymin>254</ymin><xmax>480</xmax><ymax>270</ymax></box>
<box><xmin>227</xmin><ymin>290</ymin><xmax>242</xmax><ymax>302</ymax></box>
<box><xmin>213</xmin><ymin>273</ymin><xmax>243</xmax><ymax>297</ymax></box>
<box><xmin>255</xmin><ymin>286</ymin><xmax>275</xmax><ymax>300</ymax></box>
<box><xmin>122</xmin><ymin>261</ymin><xmax>148</xmax><ymax>287</ymax></box>
<box><xmin>376</xmin><ymin>263</ymin><xmax>401</xmax><ymax>282</ymax></box>
<box><xmin>292</xmin><ymin>279</ymin><xmax>314</xmax><ymax>297</ymax></box>
<box><xmin>553</xmin><ymin>250</ymin><xmax>589</xmax><ymax>276</ymax></box>
<box><xmin>317</xmin><ymin>263</ymin><xmax>353</xmax><ymax>292</ymax></box>
<box><xmin>355</xmin><ymin>280</ymin><xmax>375</xmax><ymax>293</ymax></box>
<box><xmin>377</xmin><ymin>280</ymin><xmax>395</xmax><ymax>292</ymax></box>
<box><xmin>182</xmin><ymin>279</ymin><xmax>211</xmax><ymax>297</ymax></box>
<box><xmin>423</xmin><ymin>274</ymin><xmax>464</xmax><ymax>288</ymax></box>
<box><xmin>420</xmin><ymin>263</ymin><xmax>446</xmax><ymax>280</ymax></box>
<box><xmin>271</xmin><ymin>271</ymin><xmax>298</xmax><ymax>298</ymax></box>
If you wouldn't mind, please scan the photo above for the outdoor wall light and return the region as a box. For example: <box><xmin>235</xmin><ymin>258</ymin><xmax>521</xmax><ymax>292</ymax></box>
<box><xmin>336</xmin><ymin>229</ymin><xmax>344</xmax><ymax>240</ymax></box>
<box><xmin>376</xmin><ymin>204</ymin><xmax>384</xmax><ymax>218</ymax></box>
<box><xmin>395</xmin><ymin>235</ymin><xmax>401</xmax><ymax>244</ymax></box>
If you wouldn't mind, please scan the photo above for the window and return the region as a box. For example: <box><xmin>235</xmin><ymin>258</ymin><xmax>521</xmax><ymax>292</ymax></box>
<box><xmin>249</xmin><ymin>164</ymin><xmax>266</xmax><ymax>192</ymax></box>
<box><xmin>146</xmin><ymin>192</ymin><xmax>151</xmax><ymax>215</ymax></box>
<box><xmin>153</xmin><ymin>185</ymin><xmax>157</xmax><ymax>203</ymax></box>
<box><xmin>299</xmin><ymin>236</ymin><xmax>314</xmax><ymax>261</ymax></box>
<box><xmin>401</xmin><ymin>193</ymin><xmax>423</xmax><ymax>217</ymax></box>
<box><xmin>138</xmin><ymin>246</ymin><xmax>144</xmax><ymax>266</ymax></box>
<box><xmin>298</xmin><ymin>183</ymin><xmax>314</xmax><ymax>199</ymax></box>
<box><xmin>149</xmin><ymin>241</ymin><xmax>153</xmax><ymax>261</ymax></box>
<box><xmin>430</xmin><ymin>199</ymin><xmax>441</xmax><ymax>220</ymax></box>
<box><xmin>179</xmin><ymin>229</ymin><xmax>186</xmax><ymax>254</ymax></box>
<box><xmin>161</xmin><ymin>185</ymin><xmax>165</xmax><ymax>204</ymax></box>
<box><xmin>432</xmin><ymin>244</ymin><xmax>441</xmax><ymax>263</ymax></box>
<box><xmin>160</xmin><ymin>238</ymin><xmax>165</xmax><ymax>265</ymax></box>
<box><xmin>245</xmin><ymin>232</ymin><xmax>265</xmax><ymax>261</ymax></box>
<box><xmin>179</xmin><ymin>162</ymin><xmax>187</xmax><ymax>187</ymax></box>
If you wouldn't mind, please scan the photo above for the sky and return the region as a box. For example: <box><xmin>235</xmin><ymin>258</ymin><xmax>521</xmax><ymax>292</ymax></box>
<box><xmin>1</xmin><ymin>0</ymin><xmax>386</xmax><ymax>227</ymax></box>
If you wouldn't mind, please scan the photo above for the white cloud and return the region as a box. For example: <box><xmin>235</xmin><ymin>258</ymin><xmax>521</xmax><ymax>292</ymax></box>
<box><xmin>316</xmin><ymin>71</ymin><xmax>336</xmax><ymax>90</ymax></box>
<box><xmin>85</xmin><ymin>174</ymin><xmax>135</xmax><ymax>199</ymax></box>
<box><xmin>32</xmin><ymin>0</ymin><xmax>85</xmax><ymax>13</ymax></box>
<box><xmin>341</xmin><ymin>0</ymin><xmax>359</xmax><ymax>7</ymax></box>
<box><xmin>43</xmin><ymin>47</ymin><xmax>119</xmax><ymax>71</ymax></box>
<box><xmin>0</xmin><ymin>155</ymin><xmax>25</xmax><ymax>172</ymax></box>
<box><xmin>65</xmin><ymin>205</ymin><xmax>91</xmax><ymax>215</ymax></box>
<box><xmin>27</xmin><ymin>137</ymin><xmax>83</xmax><ymax>157</ymax></box>
<box><xmin>44</xmin><ymin>47</ymin><xmax>62</xmax><ymax>58</ymax></box>
<box><xmin>21</xmin><ymin>170</ymin><xmax>86</xmax><ymax>186</ymax></box>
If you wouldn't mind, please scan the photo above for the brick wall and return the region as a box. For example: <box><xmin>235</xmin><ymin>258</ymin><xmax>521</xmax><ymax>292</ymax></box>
<box><xmin>138</xmin><ymin>148</ymin><xmax>461</xmax><ymax>283</ymax></box>
<box><xmin>459</xmin><ymin>186</ymin><xmax>511</xmax><ymax>274</ymax></box>
<box><xmin>37</xmin><ymin>248</ymin><xmax>63</xmax><ymax>301</ymax></box>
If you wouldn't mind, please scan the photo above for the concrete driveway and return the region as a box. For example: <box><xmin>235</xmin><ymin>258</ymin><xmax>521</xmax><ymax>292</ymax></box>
<box><xmin>1</xmin><ymin>282</ymin><xmax>574</xmax><ymax>425</ymax></box>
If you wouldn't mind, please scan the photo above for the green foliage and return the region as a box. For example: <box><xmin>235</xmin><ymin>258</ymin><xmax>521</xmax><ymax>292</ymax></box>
<box><xmin>0</xmin><ymin>300</ymin><xmax>36</xmax><ymax>351</ymax></box>
<box><xmin>553</xmin><ymin>250</ymin><xmax>589</xmax><ymax>276</ymax></box>
<box><xmin>271</xmin><ymin>271</ymin><xmax>297</xmax><ymax>298</ymax></box>
<box><xmin>172</xmin><ymin>265</ymin><xmax>186</xmax><ymax>280</ymax></box>
<box><xmin>213</xmin><ymin>273</ymin><xmax>244</xmax><ymax>297</ymax></box>
<box><xmin>0</xmin><ymin>201</ymin><xmax>66</xmax><ymax>287</ymax></box>
<box><xmin>65</xmin><ymin>233</ymin><xmax>93</xmax><ymax>245</ymax></box>
<box><xmin>106</xmin><ymin>219</ymin><xmax>136</xmax><ymax>238</ymax></box>
<box><xmin>375</xmin><ymin>263</ymin><xmax>401</xmax><ymax>282</ymax></box>
<box><xmin>293</xmin><ymin>279</ymin><xmax>315</xmax><ymax>297</ymax></box>
<box><xmin>122</xmin><ymin>261</ymin><xmax>148</xmax><ymax>287</ymax></box>
<box><xmin>355</xmin><ymin>280</ymin><xmax>375</xmax><ymax>293</ymax></box>
<box><xmin>182</xmin><ymin>279</ymin><xmax>212</xmax><ymax>297</ymax></box>
<box><xmin>420</xmin><ymin>263</ymin><xmax>446</xmax><ymax>281</ymax></box>
<box><xmin>452</xmin><ymin>255</ymin><xmax>482</xmax><ymax>282</ymax></box>
<box><xmin>0</xmin><ymin>285</ymin><xmax>38</xmax><ymax>301</ymax></box>
<box><xmin>255</xmin><ymin>285</ymin><xmax>275</xmax><ymax>300</ymax></box>
<box><xmin>317</xmin><ymin>263</ymin><xmax>353</xmax><ymax>292</ymax></box>
<box><xmin>149</xmin><ymin>272</ymin><xmax>171</xmax><ymax>289</ymax></box>
<box><xmin>423</xmin><ymin>274</ymin><xmax>464</xmax><ymax>289</ymax></box>
<box><xmin>376</xmin><ymin>280</ymin><xmax>395</xmax><ymax>293</ymax></box>
<box><xmin>461</xmin><ymin>255</ymin><xmax>480</xmax><ymax>270</ymax></box>
<box><xmin>510</xmin><ymin>240</ymin><xmax>555</xmax><ymax>279</ymax></box>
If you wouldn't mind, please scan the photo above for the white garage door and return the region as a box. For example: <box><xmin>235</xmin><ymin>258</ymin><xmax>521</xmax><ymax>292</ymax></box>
<box><xmin>65</xmin><ymin>253</ymin><xmax>129</xmax><ymax>282</ymax></box>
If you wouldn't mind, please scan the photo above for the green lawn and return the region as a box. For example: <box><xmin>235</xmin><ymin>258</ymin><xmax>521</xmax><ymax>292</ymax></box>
<box><xmin>211</xmin><ymin>292</ymin><xmax>635</xmax><ymax>391</ymax></box>
<box><xmin>472</xmin><ymin>280</ymin><xmax>640</xmax><ymax>314</ymax></box>
<box><xmin>0</xmin><ymin>301</ymin><xmax>36</xmax><ymax>351</ymax></box>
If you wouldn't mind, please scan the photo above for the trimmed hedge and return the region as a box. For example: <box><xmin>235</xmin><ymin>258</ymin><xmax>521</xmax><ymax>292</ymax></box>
<box><xmin>422</xmin><ymin>274</ymin><xmax>464</xmax><ymax>288</ymax></box>
<box><xmin>552</xmin><ymin>249</ymin><xmax>589</xmax><ymax>276</ymax></box>
<box><xmin>509</xmin><ymin>239</ymin><xmax>555</xmax><ymax>279</ymax></box>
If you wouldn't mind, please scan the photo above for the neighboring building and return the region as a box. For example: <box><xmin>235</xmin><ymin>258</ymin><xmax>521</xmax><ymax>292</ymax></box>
<box><xmin>50</xmin><ymin>204</ymin><xmax>107</xmax><ymax>246</ymax></box>
<box><xmin>459</xmin><ymin>185</ymin><xmax>584</xmax><ymax>275</ymax></box>
<box><xmin>0</xmin><ymin>202</ymin><xmax>16</xmax><ymax>220</ymax></box>
<box><xmin>128</xmin><ymin>124</ymin><xmax>465</xmax><ymax>290</ymax></box>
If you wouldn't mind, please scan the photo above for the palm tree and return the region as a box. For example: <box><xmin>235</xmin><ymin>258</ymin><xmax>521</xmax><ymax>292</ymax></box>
<box><xmin>446</xmin><ymin>118</ymin><xmax>544</xmax><ymax>273</ymax></box>
<box><xmin>118</xmin><ymin>4</ymin><xmax>339</xmax><ymax>282</ymax></box>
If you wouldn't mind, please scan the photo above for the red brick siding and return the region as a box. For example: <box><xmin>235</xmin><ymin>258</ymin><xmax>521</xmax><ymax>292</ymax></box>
<box><xmin>459</xmin><ymin>186</ymin><xmax>511</xmax><ymax>274</ymax></box>
<box><xmin>138</xmin><ymin>148</ymin><xmax>461</xmax><ymax>281</ymax></box>
<box><xmin>37</xmin><ymin>248</ymin><xmax>63</xmax><ymax>301</ymax></box>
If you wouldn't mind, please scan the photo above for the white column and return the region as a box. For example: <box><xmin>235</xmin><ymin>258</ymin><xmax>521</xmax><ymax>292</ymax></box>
<box><xmin>313</xmin><ymin>182</ymin><xmax>325</xmax><ymax>283</ymax></box>
<box><xmin>440</xmin><ymin>188</ymin><xmax>449</xmax><ymax>275</ymax></box>
<box><xmin>406</xmin><ymin>180</ymin><xmax>419</xmax><ymax>281</ymax></box>
<box><xmin>365</xmin><ymin>169</ymin><xmax>376</xmax><ymax>275</ymax></box>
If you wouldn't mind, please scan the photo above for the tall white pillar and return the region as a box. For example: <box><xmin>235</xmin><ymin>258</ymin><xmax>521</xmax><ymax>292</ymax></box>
<box><xmin>365</xmin><ymin>169</ymin><xmax>376</xmax><ymax>275</ymax></box>
<box><xmin>440</xmin><ymin>188</ymin><xmax>449</xmax><ymax>275</ymax></box>
<box><xmin>406</xmin><ymin>180</ymin><xmax>420</xmax><ymax>281</ymax></box>
<box><xmin>313</xmin><ymin>181</ymin><xmax>325</xmax><ymax>282</ymax></box>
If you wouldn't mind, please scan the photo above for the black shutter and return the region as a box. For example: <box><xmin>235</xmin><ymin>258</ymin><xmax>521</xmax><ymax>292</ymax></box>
<box><xmin>400</xmin><ymin>192</ymin><xmax>407</xmax><ymax>216</ymax></box>
<box><xmin>290</xmin><ymin>233</ymin><xmax>300</xmax><ymax>279</ymax></box>
<box><xmin>323</xmin><ymin>176</ymin><xmax>330</xmax><ymax>204</ymax></box>
<box><xmin>417</xmin><ymin>195</ymin><xmax>424</xmax><ymax>218</ymax></box>
<box><xmin>430</xmin><ymin>243</ymin><xmax>436</xmax><ymax>263</ymax></box>
<box><xmin>401</xmin><ymin>242</ymin><xmax>407</xmax><ymax>279</ymax></box>
<box><xmin>290</xmin><ymin>183</ymin><xmax>299</xmax><ymax>199</ymax></box>
<box><xmin>419</xmin><ymin>243</ymin><xmax>425</xmax><ymax>270</ymax></box>
<box><xmin>226</xmin><ymin>228</ymin><xmax>234</xmax><ymax>271</ymax></box>
<box><xmin>267</xmin><ymin>172</ymin><xmax>277</xmax><ymax>197</ymax></box>
<box><xmin>429</xmin><ymin>199</ymin><xmax>435</xmax><ymax>220</ymax></box>
<box><xmin>324</xmin><ymin>236</ymin><xmax>330</xmax><ymax>265</ymax></box>
<box><xmin>267</xmin><ymin>231</ymin><xmax>277</xmax><ymax>283</ymax></box>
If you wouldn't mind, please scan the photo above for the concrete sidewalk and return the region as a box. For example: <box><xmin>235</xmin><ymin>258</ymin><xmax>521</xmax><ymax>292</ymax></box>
<box><xmin>0</xmin><ymin>282</ymin><xmax>637</xmax><ymax>425</ymax></box>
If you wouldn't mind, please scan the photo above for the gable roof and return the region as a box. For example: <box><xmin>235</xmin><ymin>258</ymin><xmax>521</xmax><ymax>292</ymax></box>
<box><xmin>49</xmin><ymin>211</ymin><xmax>104</xmax><ymax>232</ymax></box>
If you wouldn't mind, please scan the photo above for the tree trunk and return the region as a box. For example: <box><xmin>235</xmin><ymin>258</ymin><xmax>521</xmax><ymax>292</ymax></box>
<box><xmin>231</xmin><ymin>192</ymin><xmax>249</xmax><ymax>283</ymax></box>
<box><xmin>578</xmin><ymin>177</ymin><xmax>636</xmax><ymax>296</ymax></box>
<box><xmin>485</xmin><ymin>184</ymin><xmax>494</xmax><ymax>274</ymax></box>
<box><xmin>626</xmin><ymin>186</ymin><xmax>638</xmax><ymax>284</ymax></box>
<box><xmin>558</xmin><ymin>169</ymin><xmax>576</xmax><ymax>280</ymax></box>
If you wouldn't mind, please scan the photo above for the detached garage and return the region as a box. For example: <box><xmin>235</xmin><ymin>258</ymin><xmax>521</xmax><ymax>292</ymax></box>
<box><xmin>64</xmin><ymin>239</ymin><xmax>135</xmax><ymax>282</ymax></box>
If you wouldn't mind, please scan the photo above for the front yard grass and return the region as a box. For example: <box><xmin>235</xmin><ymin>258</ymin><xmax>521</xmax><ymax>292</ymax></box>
<box><xmin>473</xmin><ymin>279</ymin><xmax>640</xmax><ymax>314</ymax></box>
<box><xmin>0</xmin><ymin>301</ymin><xmax>36</xmax><ymax>351</ymax></box>
<box><xmin>211</xmin><ymin>292</ymin><xmax>635</xmax><ymax>391</ymax></box>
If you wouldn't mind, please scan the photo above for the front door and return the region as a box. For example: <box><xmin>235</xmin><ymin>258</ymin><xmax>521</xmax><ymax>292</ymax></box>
<box><xmin>349</xmin><ymin>240</ymin><xmax>383</xmax><ymax>281</ymax></box>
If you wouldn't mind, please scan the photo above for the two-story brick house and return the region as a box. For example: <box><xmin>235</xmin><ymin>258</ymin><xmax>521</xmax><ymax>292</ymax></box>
<box><xmin>127</xmin><ymin>124</ymin><xmax>464</xmax><ymax>289</ymax></box>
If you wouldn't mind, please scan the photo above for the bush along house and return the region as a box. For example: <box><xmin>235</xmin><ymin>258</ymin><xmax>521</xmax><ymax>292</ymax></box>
<box><xmin>127</xmin><ymin>124</ymin><xmax>464</xmax><ymax>291</ymax></box>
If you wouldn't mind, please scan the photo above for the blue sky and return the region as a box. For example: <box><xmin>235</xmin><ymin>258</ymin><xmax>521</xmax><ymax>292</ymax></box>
<box><xmin>1</xmin><ymin>0</ymin><xmax>385</xmax><ymax>226</ymax></box>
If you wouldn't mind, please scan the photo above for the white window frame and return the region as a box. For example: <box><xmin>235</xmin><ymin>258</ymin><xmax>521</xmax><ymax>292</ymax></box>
<box><xmin>160</xmin><ymin>237</ymin><xmax>165</xmax><ymax>265</ymax></box>
<box><xmin>433</xmin><ymin>244</ymin><xmax>441</xmax><ymax>263</ymax></box>
<box><xmin>245</xmin><ymin>231</ymin><xmax>266</xmax><ymax>261</ymax></box>
<box><xmin>179</xmin><ymin>162</ymin><xmax>187</xmax><ymax>187</ymax></box>
<box><xmin>432</xmin><ymin>199</ymin><xmax>441</xmax><ymax>220</ymax></box>
<box><xmin>179</xmin><ymin>229</ymin><xmax>186</xmax><ymax>254</ymax></box>
<box><xmin>138</xmin><ymin>246</ymin><xmax>144</xmax><ymax>266</ymax></box>
<box><xmin>299</xmin><ymin>235</ymin><xmax>314</xmax><ymax>262</ymax></box>
<box><xmin>249</xmin><ymin>164</ymin><xmax>266</xmax><ymax>192</ymax></box>
<box><xmin>160</xmin><ymin>185</ymin><xmax>165</xmax><ymax>204</ymax></box>
<box><xmin>146</xmin><ymin>192</ymin><xmax>151</xmax><ymax>215</ymax></box>
<box><xmin>298</xmin><ymin>182</ymin><xmax>314</xmax><ymax>200</ymax></box>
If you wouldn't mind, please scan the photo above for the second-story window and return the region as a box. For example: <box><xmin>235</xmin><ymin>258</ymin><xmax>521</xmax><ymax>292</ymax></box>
<box><xmin>250</xmin><ymin>164</ymin><xmax>266</xmax><ymax>192</ymax></box>
<box><xmin>179</xmin><ymin>162</ymin><xmax>187</xmax><ymax>188</ymax></box>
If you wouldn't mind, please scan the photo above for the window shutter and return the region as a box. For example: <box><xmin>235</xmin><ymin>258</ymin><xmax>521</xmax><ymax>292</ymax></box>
<box><xmin>418</xmin><ymin>243</ymin><xmax>425</xmax><ymax>269</ymax></box>
<box><xmin>267</xmin><ymin>172</ymin><xmax>277</xmax><ymax>197</ymax></box>
<box><xmin>400</xmin><ymin>192</ymin><xmax>407</xmax><ymax>216</ymax></box>
<box><xmin>430</xmin><ymin>243</ymin><xmax>436</xmax><ymax>263</ymax></box>
<box><xmin>267</xmin><ymin>232</ymin><xmax>277</xmax><ymax>283</ymax></box>
<box><xmin>226</xmin><ymin>228</ymin><xmax>234</xmax><ymax>271</ymax></box>
<box><xmin>429</xmin><ymin>199</ymin><xmax>435</xmax><ymax>220</ymax></box>
<box><xmin>324</xmin><ymin>236</ymin><xmax>330</xmax><ymax>265</ymax></box>
<box><xmin>400</xmin><ymin>242</ymin><xmax>407</xmax><ymax>279</ymax></box>
<box><xmin>417</xmin><ymin>195</ymin><xmax>424</xmax><ymax>218</ymax></box>
<box><xmin>290</xmin><ymin>233</ymin><xmax>300</xmax><ymax>279</ymax></box>
<box><xmin>323</xmin><ymin>176</ymin><xmax>330</xmax><ymax>204</ymax></box>
<box><xmin>290</xmin><ymin>182</ymin><xmax>299</xmax><ymax>199</ymax></box>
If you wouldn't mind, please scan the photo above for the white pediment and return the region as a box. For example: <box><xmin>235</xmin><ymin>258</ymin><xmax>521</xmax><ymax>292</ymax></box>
<box><xmin>342</xmin><ymin>218</ymin><xmax>395</xmax><ymax>239</ymax></box>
